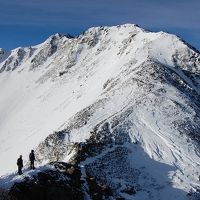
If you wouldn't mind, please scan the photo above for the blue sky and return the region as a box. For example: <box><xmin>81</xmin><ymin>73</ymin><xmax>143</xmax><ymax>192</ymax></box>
<box><xmin>0</xmin><ymin>0</ymin><xmax>199</xmax><ymax>50</ymax></box>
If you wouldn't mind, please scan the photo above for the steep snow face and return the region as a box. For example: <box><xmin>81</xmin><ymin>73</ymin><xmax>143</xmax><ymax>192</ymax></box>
<box><xmin>0</xmin><ymin>24</ymin><xmax>200</xmax><ymax>199</ymax></box>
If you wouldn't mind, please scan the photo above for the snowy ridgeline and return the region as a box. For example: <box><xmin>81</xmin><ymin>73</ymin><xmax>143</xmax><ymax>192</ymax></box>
<box><xmin>0</xmin><ymin>24</ymin><xmax>200</xmax><ymax>199</ymax></box>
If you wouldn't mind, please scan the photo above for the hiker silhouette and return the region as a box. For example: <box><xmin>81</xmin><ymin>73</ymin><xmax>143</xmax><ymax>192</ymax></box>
<box><xmin>29</xmin><ymin>150</ymin><xmax>36</xmax><ymax>169</ymax></box>
<box><xmin>17</xmin><ymin>155</ymin><xmax>23</xmax><ymax>175</ymax></box>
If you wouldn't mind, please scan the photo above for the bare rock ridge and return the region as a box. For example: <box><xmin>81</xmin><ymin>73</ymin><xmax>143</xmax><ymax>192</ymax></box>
<box><xmin>0</xmin><ymin>24</ymin><xmax>200</xmax><ymax>200</ymax></box>
<box><xmin>0</xmin><ymin>48</ymin><xmax>9</xmax><ymax>65</ymax></box>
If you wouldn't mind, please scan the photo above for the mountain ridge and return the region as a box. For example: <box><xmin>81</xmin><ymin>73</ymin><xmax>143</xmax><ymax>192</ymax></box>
<box><xmin>0</xmin><ymin>24</ymin><xmax>200</xmax><ymax>199</ymax></box>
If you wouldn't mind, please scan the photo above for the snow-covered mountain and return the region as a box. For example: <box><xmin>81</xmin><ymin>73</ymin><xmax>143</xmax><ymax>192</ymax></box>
<box><xmin>0</xmin><ymin>24</ymin><xmax>200</xmax><ymax>199</ymax></box>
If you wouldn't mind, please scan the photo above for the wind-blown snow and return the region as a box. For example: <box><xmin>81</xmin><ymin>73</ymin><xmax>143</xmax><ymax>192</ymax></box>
<box><xmin>0</xmin><ymin>24</ymin><xmax>200</xmax><ymax>199</ymax></box>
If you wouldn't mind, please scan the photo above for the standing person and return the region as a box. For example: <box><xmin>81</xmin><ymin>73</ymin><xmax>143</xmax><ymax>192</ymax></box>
<box><xmin>17</xmin><ymin>155</ymin><xmax>23</xmax><ymax>175</ymax></box>
<box><xmin>29</xmin><ymin>150</ymin><xmax>36</xmax><ymax>169</ymax></box>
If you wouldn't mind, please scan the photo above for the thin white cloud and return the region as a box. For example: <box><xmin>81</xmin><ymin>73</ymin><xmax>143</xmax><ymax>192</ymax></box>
<box><xmin>0</xmin><ymin>0</ymin><xmax>199</xmax><ymax>30</ymax></box>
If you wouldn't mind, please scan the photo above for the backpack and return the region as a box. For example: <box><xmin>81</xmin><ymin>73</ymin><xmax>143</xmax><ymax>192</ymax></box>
<box><xmin>29</xmin><ymin>153</ymin><xmax>35</xmax><ymax>161</ymax></box>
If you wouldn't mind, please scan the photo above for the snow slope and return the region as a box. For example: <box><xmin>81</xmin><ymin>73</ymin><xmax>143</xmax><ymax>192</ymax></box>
<box><xmin>0</xmin><ymin>24</ymin><xmax>200</xmax><ymax>199</ymax></box>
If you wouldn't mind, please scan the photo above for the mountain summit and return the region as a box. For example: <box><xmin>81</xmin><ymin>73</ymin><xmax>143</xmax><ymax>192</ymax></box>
<box><xmin>0</xmin><ymin>24</ymin><xmax>200</xmax><ymax>199</ymax></box>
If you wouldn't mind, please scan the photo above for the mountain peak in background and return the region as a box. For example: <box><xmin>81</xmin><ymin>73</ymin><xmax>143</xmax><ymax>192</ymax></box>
<box><xmin>0</xmin><ymin>24</ymin><xmax>200</xmax><ymax>200</ymax></box>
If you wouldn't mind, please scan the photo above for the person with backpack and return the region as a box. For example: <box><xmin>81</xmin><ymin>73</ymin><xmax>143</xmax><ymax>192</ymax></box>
<box><xmin>17</xmin><ymin>155</ymin><xmax>23</xmax><ymax>175</ymax></box>
<box><xmin>29</xmin><ymin>150</ymin><xmax>36</xmax><ymax>169</ymax></box>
